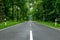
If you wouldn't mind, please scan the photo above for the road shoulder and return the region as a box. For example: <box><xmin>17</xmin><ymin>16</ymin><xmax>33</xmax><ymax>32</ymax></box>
<box><xmin>34</xmin><ymin>21</ymin><xmax>60</xmax><ymax>31</ymax></box>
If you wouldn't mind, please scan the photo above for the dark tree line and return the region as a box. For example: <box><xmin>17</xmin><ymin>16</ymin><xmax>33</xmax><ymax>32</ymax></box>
<box><xmin>33</xmin><ymin>0</ymin><xmax>60</xmax><ymax>23</ymax></box>
<box><xmin>1</xmin><ymin>0</ymin><xmax>29</xmax><ymax>22</ymax></box>
<box><xmin>0</xmin><ymin>0</ymin><xmax>60</xmax><ymax>23</ymax></box>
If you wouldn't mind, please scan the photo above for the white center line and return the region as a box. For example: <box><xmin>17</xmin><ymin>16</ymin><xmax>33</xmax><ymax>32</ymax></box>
<box><xmin>30</xmin><ymin>23</ymin><xmax>32</xmax><ymax>27</ymax></box>
<box><xmin>30</xmin><ymin>30</ymin><xmax>33</xmax><ymax>40</ymax></box>
<box><xmin>30</xmin><ymin>22</ymin><xmax>33</xmax><ymax>40</ymax></box>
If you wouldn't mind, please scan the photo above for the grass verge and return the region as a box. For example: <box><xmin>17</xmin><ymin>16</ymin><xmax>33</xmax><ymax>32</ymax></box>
<box><xmin>0</xmin><ymin>21</ymin><xmax>21</xmax><ymax>29</ymax></box>
<box><xmin>37</xmin><ymin>21</ymin><xmax>60</xmax><ymax>29</ymax></box>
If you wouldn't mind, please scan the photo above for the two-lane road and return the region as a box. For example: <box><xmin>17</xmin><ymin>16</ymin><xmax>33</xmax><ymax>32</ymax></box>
<box><xmin>0</xmin><ymin>21</ymin><xmax>60</xmax><ymax>40</ymax></box>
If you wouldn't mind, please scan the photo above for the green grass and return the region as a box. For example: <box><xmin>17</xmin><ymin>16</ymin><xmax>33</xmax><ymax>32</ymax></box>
<box><xmin>0</xmin><ymin>21</ymin><xmax>20</xmax><ymax>29</ymax></box>
<box><xmin>37</xmin><ymin>21</ymin><xmax>60</xmax><ymax>29</ymax></box>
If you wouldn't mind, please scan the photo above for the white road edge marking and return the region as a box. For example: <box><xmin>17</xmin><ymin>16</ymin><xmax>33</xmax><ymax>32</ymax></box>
<box><xmin>0</xmin><ymin>21</ymin><xmax>26</xmax><ymax>31</ymax></box>
<box><xmin>0</xmin><ymin>24</ymin><xmax>18</xmax><ymax>31</ymax></box>
<box><xmin>30</xmin><ymin>30</ymin><xmax>33</xmax><ymax>40</ymax></box>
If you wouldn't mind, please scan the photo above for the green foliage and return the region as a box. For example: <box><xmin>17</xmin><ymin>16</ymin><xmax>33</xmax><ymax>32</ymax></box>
<box><xmin>1</xmin><ymin>0</ymin><xmax>60</xmax><ymax>24</ymax></box>
<box><xmin>33</xmin><ymin>0</ymin><xmax>60</xmax><ymax>23</ymax></box>
<box><xmin>4</xmin><ymin>0</ymin><xmax>29</xmax><ymax>21</ymax></box>
<box><xmin>0</xmin><ymin>21</ymin><xmax>20</xmax><ymax>29</ymax></box>
<box><xmin>37</xmin><ymin>21</ymin><xmax>60</xmax><ymax>28</ymax></box>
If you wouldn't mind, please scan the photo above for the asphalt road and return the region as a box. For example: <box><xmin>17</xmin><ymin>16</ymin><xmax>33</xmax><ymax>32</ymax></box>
<box><xmin>0</xmin><ymin>21</ymin><xmax>60</xmax><ymax>40</ymax></box>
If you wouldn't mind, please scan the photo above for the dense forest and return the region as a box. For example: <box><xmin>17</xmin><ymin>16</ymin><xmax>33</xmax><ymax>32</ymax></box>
<box><xmin>33</xmin><ymin>0</ymin><xmax>60</xmax><ymax>23</ymax></box>
<box><xmin>0</xmin><ymin>0</ymin><xmax>60</xmax><ymax>23</ymax></box>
